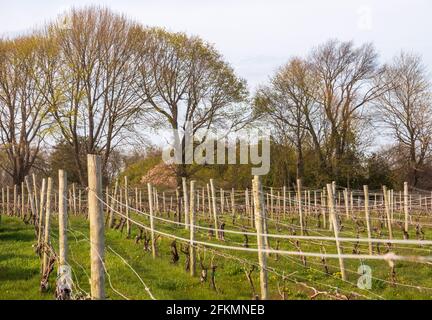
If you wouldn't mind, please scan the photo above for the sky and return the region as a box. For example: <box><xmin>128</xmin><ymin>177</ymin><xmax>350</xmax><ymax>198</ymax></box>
<box><xmin>0</xmin><ymin>0</ymin><xmax>431</xmax><ymax>92</ymax></box>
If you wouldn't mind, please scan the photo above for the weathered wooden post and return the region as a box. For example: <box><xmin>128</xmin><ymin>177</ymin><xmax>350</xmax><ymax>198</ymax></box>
<box><xmin>6</xmin><ymin>186</ymin><xmax>9</xmax><ymax>216</ymax></box>
<box><xmin>210</xmin><ymin>179</ymin><xmax>219</xmax><ymax>239</ymax></box>
<box><xmin>252</xmin><ymin>175</ymin><xmax>269</xmax><ymax>300</ymax></box>
<box><xmin>57</xmin><ymin>170</ymin><xmax>72</xmax><ymax>299</ymax></box>
<box><xmin>202</xmin><ymin>188</ymin><xmax>205</xmax><ymax>215</ymax></box>
<box><xmin>124</xmin><ymin>176</ymin><xmax>131</xmax><ymax>238</ymax></box>
<box><xmin>58</xmin><ymin>170</ymin><xmax>68</xmax><ymax>266</ymax></box>
<box><xmin>270</xmin><ymin>187</ymin><xmax>274</xmax><ymax>218</ymax></box>
<box><xmin>296</xmin><ymin>179</ymin><xmax>304</xmax><ymax>236</ymax></box>
<box><xmin>189</xmin><ymin>180</ymin><xmax>196</xmax><ymax>276</ymax></box>
<box><xmin>326</xmin><ymin>183</ymin><xmax>346</xmax><ymax>281</ymax></box>
<box><xmin>220</xmin><ymin>188</ymin><xmax>225</xmax><ymax>215</ymax></box>
<box><xmin>155</xmin><ymin>188</ymin><xmax>160</xmax><ymax>214</ymax></box>
<box><xmin>21</xmin><ymin>182</ymin><xmax>25</xmax><ymax>219</ymax></box>
<box><xmin>363</xmin><ymin>185</ymin><xmax>373</xmax><ymax>255</ymax></box>
<box><xmin>231</xmin><ymin>188</ymin><xmax>235</xmax><ymax>219</ymax></box>
<box><xmin>43</xmin><ymin>178</ymin><xmax>53</xmax><ymax>273</ymax></box>
<box><xmin>404</xmin><ymin>182</ymin><xmax>409</xmax><ymax>234</ymax></box>
<box><xmin>288</xmin><ymin>190</ymin><xmax>292</xmax><ymax>213</ymax></box>
<box><xmin>176</xmin><ymin>187</ymin><xmax>181</xmax><ymax>223</ymax></box>
<box><xmin>78</xmin><ymin>189</ymin><xmax>82</xmax><ymax>215</ymax></box>
<box><xmin>108</xmin><ymin>180</ymin><xmax>118</xmax><ymax>228</ymax></box>
<box><xmin>343</xmin><ymin>188</ymin><xmax>349</xmax><ymax>218</ymax></box>
<box><xmin>72</xmin><ymin>183</ymin><xmax>77</xmax><ymax>215</ymax></box>
<box><xmin>13</xmin><ymin>184</ymin><xmax>17</xmax><ymax>217</ymax></box>
<box><xmin>105</xmin><ymin>186</ymin><xmax>110</xmax><ymax>223</ymax></box>
<box><xmin>37</xmin><ymin>179</ymin><xmax>47</xmax><ymax>248</ymax></box>
<box><xmin>206</xmin><ymin>184</ymin><xmax>211</xmax><ymax>218</ymax></box>
<box><xmin>1</xmin><ymin>187</ymin><xmax>4</xmax><ymax>216</ymax></box>
<box><xmin>321</xmin><ymin>187</ymin><xmax>326</xmax><ymax>229</ymax></box>
<box><xmin>182</xmin><ymin>177</ymin><xmax>189</xmax><ymax>230</ymax></box>
<box><xmin>24</xmin><ymin>176</ymin><xmax>37</xmax><ymax>225</ymax></box>
<box><xmin>87</xmin><ymin>154</ymin><xmax>105</xmax><ymax>300</ymax></box>
<box><xmin>283</xmin><ymin>185</ymin><xmax>286</xmax><ymax>218</ymax></box>
<box><xmin>32</xmin><ymin>174</ymin><xmax>39</xmax><ymax>217</ymax></box>
<box><xmin>382</xmin><ymin>186</ymin><xmax>393</xmax><ymax>239</ymax></box>
<box><xmin>147</xmin><ymin>183</ymin><xmax>156</xmax><ymax>259</ymax></box>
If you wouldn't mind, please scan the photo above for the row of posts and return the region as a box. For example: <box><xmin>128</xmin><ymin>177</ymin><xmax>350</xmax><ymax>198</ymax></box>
<box><xmin>0</xmin><ymin>153</ymin><xmax>416</xmax><ymax>299</ymax></box>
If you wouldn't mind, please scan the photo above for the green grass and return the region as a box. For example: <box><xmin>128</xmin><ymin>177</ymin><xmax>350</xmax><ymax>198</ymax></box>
<box><xmin>1</xmin><ymin>212</ymin><xmax>432</xmax><ymax>300</ymax></box>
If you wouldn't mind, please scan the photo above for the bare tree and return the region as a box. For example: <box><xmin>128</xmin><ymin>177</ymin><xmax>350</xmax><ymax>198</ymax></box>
<box><xmin>0</xmin><ymin>36</ymin><xmax>51</xmax><ymax>185</ymax></box>
<box><xmin>377</xmin><ymin>52</ymin><xmax>432</xmax><ymax>186</ymax></box>
<box><xmin>309</xmin><ymin>39</ymin><xmax>387</xmax><ymax>179</ymax></box>
<box><xmin>255</xmin><ymin>57</ymin><xmax>317</xmax><ymax>179</ymax></box>
<box><xmin>134</xmin><ymin>28</ymin><xmax>248</xmax><ymax>186</ymax></box>
<box><xmin>41</xmin><ymin>7</ymin><xmax>145</xmax><ymax>184</ymax></box>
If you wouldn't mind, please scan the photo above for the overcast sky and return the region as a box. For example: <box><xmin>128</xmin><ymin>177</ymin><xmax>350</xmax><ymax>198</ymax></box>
<box><xmin>0</xmin><ymin>0</ymin><xmax>431</xmax><ymax>92</ymax></box>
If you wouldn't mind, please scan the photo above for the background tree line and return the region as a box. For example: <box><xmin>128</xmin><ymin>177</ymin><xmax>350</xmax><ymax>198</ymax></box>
<box><xmin>0</xmin><ymin>6</ymin><xmax>431</xmax><ymax>190</ymax></box>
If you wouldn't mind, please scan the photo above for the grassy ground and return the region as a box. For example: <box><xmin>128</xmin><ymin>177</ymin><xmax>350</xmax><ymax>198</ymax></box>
<box><xmin>1</xmin><ymin>211</ymin><xmax>432</xmax><ymax>300</ymax></box>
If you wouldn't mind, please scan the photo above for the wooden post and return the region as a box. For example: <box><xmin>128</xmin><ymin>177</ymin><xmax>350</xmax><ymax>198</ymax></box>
<box><xmin>288</xmin><ymin>190</ymin><xmax>292</xmax><ymax>212</ymax></box>
<box><xmin>296</xmin><ymin>179</ymin><xmax>304</xmax><ymax>236</ymax></box>
<box><xmin>24</xmin><ymin>176</ymin><xmax>37</xmax><ymax>224</ymax></box>
<box><xmin>321</xmin><ymin>188</ymin><xmax>326</xmax><ymax>229</ymax></box>
<box><xmin>57</xmin><ymin>171</ymin><xmax>72</xmax><ymax>299</ymax></box>
<box><xmin>87</xmin><ymin>154</ymin><xmax>105</xmax><ymax>300</ymax></box>
<box><xmin>176</xmin><ymin>187</ymin><xmax>181</xmax><ymax>223</ymax></box>
<box><xmin>13</xmin><ymin>185</ymin><xmax>17</xmax><ymax>217</ymax></box>
<box><xmin>6</xmin><ymin>186</ymin><xmax>9</xmax><ymax>216</ymax></box>
<box><xmin>68</xmin><ymin>189</ymin><xmax>73</xmax><ymax>215</ymax></box>
<box><xmin>54</xmin><ymin>191</ymin><xmax>57</xmax><ymax>214</ymax></box>
<box><xmin>326</xmin><ymin>183</ymin><xmax>346</xmax><ymax>281</ymax></box>
<box><xmin>390</xmin><ymin>189</ymin><xmax>394</xmax><ymax>222</ymax></box>
<box><xmin>220</xmin><ymin>188</ymin><xmax>225</xmax><ymax>214</ymax></box>
<box><xmin>343</xmin><ymin>188</ymin><xmax>349</xmax><ymax>218</ymax></box>
<box><xmin>58</xmin><ymin>170</ymin><xmax>68</xmax><ymax>266</ymax></box>
<box><xmin>252</xmin><ymin>176</ymin><xmax>269</xmax><ymax>300</ymax></box>
<box><xmin>189</xmin><ymin>180</ymin><xmax>196</xmax><ymax>276</ymax></box>
<box><xmin>206</xmin><ymin>184</ymin><xmax>211</xmax><ymax>218</ymax></box>
<box><xmin>43</xmin><ymin>178</ymin><xmax>53</xmax><ymax>273</ymax></box>
<box><xmin>32</xmin><ymin>174</ymin><xmax>39</xmax><ymax>218</ymax></box>
<box><xmin>404</xmin><ymin>182</ymin><xmax>409</xmax><ymax>234</ymax></box>
<box><xmin>313</xmin><ymin>190</ymin><xmax>317</xmax><ymax>219</ymax></box>
<box><xmin>72</xmin><ymin>183</ymin><xmax>77</xmax><ymax>215</ymax></box>
<box><xmin>155</xmin><ymin>188</ymin><xmax>160</xmax><ymax>214</ymax></box>
<box><xmin>202</xmin><ymin>188</ymin><xmax>205</xmax><ymax>216</ymax></box>
<box><xmin>21</xmin><ymin>182</ymin><xmax>25</xmax><ymax>219</ymax></box>
<box><xmin>108</xmin><ymin>180</ymin><xmax>118</xmax><ymax>228</ymax></box>
<box><xmin>270</xmin><ymin>187</ymin><xmax>274</xmax><ymax>218</ymax></box>
<box><xmin>363</xmin><ymin>185</ymin><xmax>373</xmax><ymax>255</ymax></box>
<box><xmin>78</xmin><ymin>189</ymin><xmax>81</xmax><ymax>215</ymax></box>
<box><xmin>105</xmin><ymin>186</ymin><xmax>110</xmax><ymax>223</ymax></box>
<box><xmin>147</xmin><ymin>183</ymin><xmax>156</xmax><ymax>259</ymax></box>
<box><xmin>210</xmin><ymin>179</ymin><xmax>219</xmax><ymax>239</ymax></box>
<box><xmin>283</xmin><ymin>186</ymin><xmax>286</xmax><ymax>218</ymax></box>
<box><xmin>124</xmin><ymin>176</ymin><xmax>131</xmax><ymax>237</ymax></box>
<box><xmin>182</xmin><ymin>177</ymin><xmax>189</xmax><ymax>230</ymax></box>
<box><xmin>1</xmin><ymin>187</ymin><xmax>4</xmax><ymax>215</ymax></box>
<box><xmin>246</xmin><ymin>188</ymin><xmax>254</xmax><ymax>228</ymax></box>
<box><xmin>382</xmin><ymin>186</ymin><xmax>393</xmax><ymax>239</ymax></box>
<box><xmin>231</xmin><ymin>188</ymin><xmax>235</xmax><ymax>219</ymax></box>
<box><xmin>37</xmin><ymin>179</ymin><xmax>46</xmax><ymax>248</ymax></box>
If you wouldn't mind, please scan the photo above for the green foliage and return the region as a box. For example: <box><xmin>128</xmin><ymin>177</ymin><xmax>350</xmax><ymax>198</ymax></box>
<box><xmin>48</xmin><ymin>139</ymin><xmax>87</xmax><ymax>184</ymax></box>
